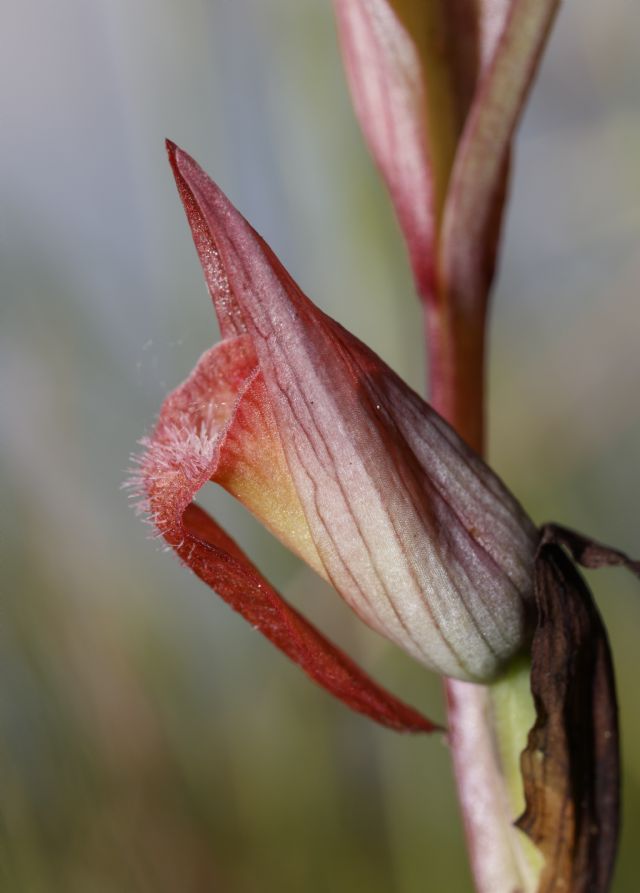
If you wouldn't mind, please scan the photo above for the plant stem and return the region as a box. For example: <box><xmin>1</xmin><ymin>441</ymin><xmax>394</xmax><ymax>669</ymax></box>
<box><xmin>425</xmin><ymin>301</ymin><xmax>541</xmax><ymax>893</ymax></box>
<box><xmin>424</xmin><ymin>303</ymin><xmax>487</xmax><ymax>454</ymax></box>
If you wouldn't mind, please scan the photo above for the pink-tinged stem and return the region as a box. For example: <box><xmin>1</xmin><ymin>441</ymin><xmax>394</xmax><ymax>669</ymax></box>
<box><xmin>445</xmin><ymin>674</ymin><xmax>532</xmax><ymax>892</ymax></box>
<box><xmin>425</xmin><ymin>300</ymin><xmax>531</xmax><ymax>893</ymax></box>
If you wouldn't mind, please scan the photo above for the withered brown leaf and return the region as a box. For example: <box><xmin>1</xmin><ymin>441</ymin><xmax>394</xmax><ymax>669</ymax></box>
<box><xmin>541</xmin><ymin>524</ymin><xmax>640</xmax><ymax>579</ymax></box>
<box><xmin>517</xmin><ymin>524</ymin><xmax>626</xmax><ymax>893</ymax></box>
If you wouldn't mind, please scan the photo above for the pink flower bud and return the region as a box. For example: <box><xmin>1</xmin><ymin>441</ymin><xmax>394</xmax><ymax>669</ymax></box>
<box><xmin>333</xmin><ymin>0</ymin><xmax>559</xmax><ymax>311</ymax></box>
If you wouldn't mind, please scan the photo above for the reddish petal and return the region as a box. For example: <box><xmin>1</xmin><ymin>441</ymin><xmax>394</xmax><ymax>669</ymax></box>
<box><xmin>136</xmin><ymin>319</ymin><xmax>436</xmax><ymax>733</ymax></box>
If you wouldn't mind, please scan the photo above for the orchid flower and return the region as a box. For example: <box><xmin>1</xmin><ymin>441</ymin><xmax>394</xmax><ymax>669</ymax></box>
<box><xmin>135</xmin><ymin>141</ymin><xmax>541</xmax><ymax>729</ymax></box>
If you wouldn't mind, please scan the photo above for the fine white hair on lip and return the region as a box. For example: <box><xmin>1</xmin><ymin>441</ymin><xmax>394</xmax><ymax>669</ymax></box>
<box><xmin>127</xmin><ymin>425</ymin><xmax>218</xmax><ymax>532</ymax></box>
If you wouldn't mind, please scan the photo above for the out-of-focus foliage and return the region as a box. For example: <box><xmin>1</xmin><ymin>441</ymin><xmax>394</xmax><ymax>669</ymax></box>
<box><xmin>1</xmin><ymin>2</ymin><xmax>638</xmax><ymax>891</ymax></box>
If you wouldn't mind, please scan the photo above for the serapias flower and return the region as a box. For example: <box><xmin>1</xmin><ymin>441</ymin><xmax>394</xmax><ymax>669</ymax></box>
<box><xmin>134</xmin><ymin>141</ymin><xmax>539</xmax><ymax>724</ymax></box>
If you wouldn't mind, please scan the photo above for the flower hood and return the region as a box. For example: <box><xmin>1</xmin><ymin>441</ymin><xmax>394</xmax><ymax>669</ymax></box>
<box><xmin>138</xmin><ymin>141</ymin><xmax>538</xmax><ymax>687</ymax></box>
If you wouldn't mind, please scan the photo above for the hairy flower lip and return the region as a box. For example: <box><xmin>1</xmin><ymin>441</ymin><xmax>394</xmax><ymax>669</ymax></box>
<box><xmin>140</xmin><ymin>140</ymin><xmax>539</xmax><ymax>686</ymax></box>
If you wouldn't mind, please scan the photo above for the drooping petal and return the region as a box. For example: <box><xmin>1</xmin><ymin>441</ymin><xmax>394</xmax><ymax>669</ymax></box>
<box><xmin>170</xmin><ymin>144</ymin><xmax>538</xmax><ymax>682</ymax></box>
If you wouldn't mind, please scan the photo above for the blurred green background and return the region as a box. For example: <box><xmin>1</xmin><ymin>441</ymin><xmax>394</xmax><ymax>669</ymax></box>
<box><xmin>1</xmin><ymin>2</ymin><xmax>638</xmax><ymax>891</ymax></box>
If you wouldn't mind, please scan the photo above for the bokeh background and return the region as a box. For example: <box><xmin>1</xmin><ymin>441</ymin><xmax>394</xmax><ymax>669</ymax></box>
<box><xmin>1</xmin><ymin>1</ymin><xmax>639</xmax><ymax>891</ymax></box>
